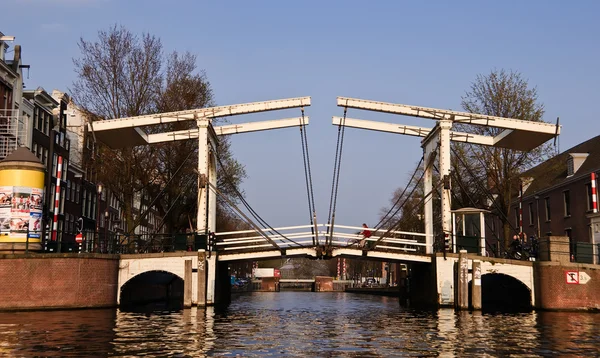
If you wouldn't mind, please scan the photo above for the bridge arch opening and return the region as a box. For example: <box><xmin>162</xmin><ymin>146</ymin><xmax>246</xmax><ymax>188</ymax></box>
<box><xmin>470</xmin><ymin>273</ymin><xmax>532</xmax><ymax>312</ymax></box>
<box><xmin>120</xmin><ymin>270</ymin><xmax>184</xmax><ymax>311</ymax></box>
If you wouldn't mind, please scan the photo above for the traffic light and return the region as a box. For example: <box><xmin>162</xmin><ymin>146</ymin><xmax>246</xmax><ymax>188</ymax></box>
<box><xmin>77</xmin><ymin>217</ymin><xmax>83</xmax><ymax>233</ymax></box>
<box><xmin>444</xmin><ymin>233</ymin><xmax>451</xmax><ymax>252</ymax></box>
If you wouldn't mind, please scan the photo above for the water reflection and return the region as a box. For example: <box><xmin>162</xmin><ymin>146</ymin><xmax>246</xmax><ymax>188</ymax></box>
<box><xmin>0</xmin><ymin>309</ymin><xmax>116</xmax><ymax>357</ymax></box>
<box><xmin>0</xmin><ymin>292</ymin><xmax>599</xmax><ymax>357</ymax></box>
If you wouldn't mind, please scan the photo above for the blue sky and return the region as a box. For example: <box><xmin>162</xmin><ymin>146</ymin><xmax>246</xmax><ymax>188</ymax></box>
<box><xmin>2</xmin><ymin>0</ymin><xmax>599</xmax><ymax>230</ymax></box>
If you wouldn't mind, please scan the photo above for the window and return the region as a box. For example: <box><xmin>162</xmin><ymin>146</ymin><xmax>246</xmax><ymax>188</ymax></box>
<box><xmin>92</xmin><ymin>194</ymin><xmax>96</xmax><ymax>219</ymax></box>
<box><xmin>36</xmin><ymin>108</ymin><xmax>42</xmax><ymax>130</ymax></box>
<box><xmin>563</xmin><ymin>190</ymin><xmax>571</xmax><ymax>217</ymax></box>
<box><xmin>60</xmin><ymin>187</ymin><xmax>65</xmax><ymax>213</ymax></box>
<box><xmin>52</xmin><ymin>154</ymin><xmax>58</xmax><ymax>177</ymax></box>
<box><xmin>50</xmin><ymin>184</ymin><xmax>56</xmax><ymax>212</ymax></box>
<box><xmin>42</xmin><ymin>148</ymin><xmax>47</xmax><ymax>167</ymax></box>
<box><xmin>528</xmin><ymin>203</ymin><xmax>534</xmax><ymax>225</ymax></box>
<box><xmin>62</xmin><ymin>159</ymin><xmax>68</xmax><ymax>177</ymax></box>
<box><xmin>83</xmin><ymin>190</ymin><xmax>88</xmax><ymax>217</ymax></box>
<box><xmin>43</xmin><ymin>111</ymin><xmax>49</xmax><ymax>134</ymax></box>
<box><xmin>586</xmin><ymin>183</ymin><xmax>595</xmax><ymax>211</ymax></box>
<box><xmin>76</xmin><ymin>183</ymin><xmax>80</xmax><ymax>204</ymax></box>
<box><xmin>545</xmin><ymin>197</ymin><xmax>551</xmax><ymax>221</ymax></box>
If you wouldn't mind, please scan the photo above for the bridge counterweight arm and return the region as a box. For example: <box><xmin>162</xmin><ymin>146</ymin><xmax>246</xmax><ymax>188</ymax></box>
<box><xmin>336</xmin><ymin>97</ymin><xmax>561</xmax><ymax>151</ymax></box>
<box><xmin>145</xmin><ymin>117</ymin><xmax>310</xmax><ymax>144</ymax></box>
<box><xmin>332</xmin><ymin>117</ymin><xmax>495</xmax><ymax>146</ymax></box>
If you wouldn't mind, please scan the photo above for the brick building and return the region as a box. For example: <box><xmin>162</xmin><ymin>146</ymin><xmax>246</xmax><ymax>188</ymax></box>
<box><xmin>498</xmin><ymin>135</ymin><xmax>600</xmax><ymax>263</ymax></box>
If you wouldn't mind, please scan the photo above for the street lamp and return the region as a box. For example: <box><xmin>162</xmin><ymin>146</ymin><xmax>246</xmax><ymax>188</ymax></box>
<box><xmin>104</xmin><ymin>210</ymin><xmax>109</xmax><ymax>254</ymax></box>
<box><xmin>96</xmin><ymin>182</ymin><xmax>103</xmax><ymax>253</ymax></box>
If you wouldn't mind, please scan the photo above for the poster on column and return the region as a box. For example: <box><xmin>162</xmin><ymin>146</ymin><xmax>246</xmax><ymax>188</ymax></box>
<box><xmin>28</xmin><ymin>188</ymin><xmax>44</xmax><ymax>238</ymax></box>
<box><xmin>0</xmin><ymin>186</ymin><xmax>11</xmax><ymax>235</ymax></box>
<box><xmin>10</xmin><ymin>186</ymin><xmax>31</xmax><ymax>239</ymax></box>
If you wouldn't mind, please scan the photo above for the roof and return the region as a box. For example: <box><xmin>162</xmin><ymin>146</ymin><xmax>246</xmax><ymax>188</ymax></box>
<box><xmin>522</xmin><ymin>134</ymin><xmax>600</xmax><ymax>197</ymax></box>
<box><xmin>1</xmin><ymin>147</ymin><xmax>42</xmax><ymax>164</ymax></box>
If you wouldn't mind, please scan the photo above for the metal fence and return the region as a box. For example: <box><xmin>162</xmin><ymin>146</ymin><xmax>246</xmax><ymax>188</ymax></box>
<box><xmin>42</xmin><ymin>231</ymin><xmax>208</xmax><ymax>254</ymax></box>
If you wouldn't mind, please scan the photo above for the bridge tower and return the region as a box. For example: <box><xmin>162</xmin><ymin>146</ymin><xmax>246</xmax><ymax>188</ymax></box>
<box><xmin>89</xmin><ymin>96</ymin><xmax>311</xmax><ymax>306</ymax></box>
<box><xmin>333</xmin><ymin>97</ymin><xmax>560</xmax><ymax>254</ymax></box>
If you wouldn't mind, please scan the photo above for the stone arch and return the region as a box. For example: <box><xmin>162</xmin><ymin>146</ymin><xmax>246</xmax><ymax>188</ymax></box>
<box><xmin>471</xmin><ymin>273</ymin><xmax>532</xmax><ymax>312</ymax></box>
<box><xmin>119</xmin><ymin>270</ymin><xmax>185</xmax><ymax>310</ymax></box>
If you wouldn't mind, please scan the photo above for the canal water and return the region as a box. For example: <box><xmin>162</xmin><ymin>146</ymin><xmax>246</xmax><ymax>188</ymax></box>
<box><xmin>1</xmin><ymin>292</ymin><xmax>599</xmax><ymax>357</ymax></box>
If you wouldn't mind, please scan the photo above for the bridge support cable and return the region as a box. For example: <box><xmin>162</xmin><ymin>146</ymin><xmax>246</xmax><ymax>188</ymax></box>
<box><xmin>448</xmin><ymin>146</ymin><xmax>522</xmax><ymax>254</ymax></box>
<box><xmin>326</xmin><ymin>103</ymin><xmax>349</xmax><ymax>246</ymax></box>
<box><xmin>152</xmin><ymin>174</ymin><xmax>197</xmax><ymax>234</ymax></box>
<box><xmin>206</xmin><ymin>181</ymin><xmax>285</xmax><ymax>251</ymax></box>
<box><xmin>366</xmin><ymin>180</ymin><xmax>444</xmax><ymax>252</ymax></box>
<box><xmin>437</xmin><ymin>164</ymin><xmax>507</xmax><ymax>257</ymax></box>
<box><xmin>127</xmin><ymin>149</ymin><xmax>197</xmax><ymax>235</ymax></box>
<box><xmin>448</xmin><ymin>147</ymin><xmax>520</xmax><ymax>233</ymax></box>
<box><xmin>373</xmin><ymin>155</ymin><xmax>425</xmax><ymax>232</ymax></box>
<box><xmin>298</xmin><ymin>108</ymin><xmax>318</xmax><ymax>246</ymax></box>
<box><xmin>213</xmin><ymin>154</ymin><xmax>304</xmax><ymax>249</ymax></box>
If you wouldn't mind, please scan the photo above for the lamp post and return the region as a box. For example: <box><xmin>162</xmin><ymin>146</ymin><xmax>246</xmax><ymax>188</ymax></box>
<box><xmin>96</xmin><ymin>182</ymin><xmax>103</xmax><ymax>253</ymax></box>
<box><xmin>104</xmin><ymin>209</ymin><xmax>109</xmax><ymax>254</ymax></box>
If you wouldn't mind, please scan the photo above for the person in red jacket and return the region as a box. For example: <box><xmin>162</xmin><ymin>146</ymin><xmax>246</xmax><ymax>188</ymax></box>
<box><xmin>361</xmin><ymin>223</ymin><xmax>372</xmax><ymax>248</ymax></box>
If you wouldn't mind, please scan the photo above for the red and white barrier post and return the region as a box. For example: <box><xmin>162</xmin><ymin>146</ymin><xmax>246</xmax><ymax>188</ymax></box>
<box><xmin>592</xmin><ymin>172</ymin><xmax>598</xmax><ymax>214</ymax></box>
<box><xmin>51</xmin><ymin>156</ymin><xmax>62</xmax><ymax>247</ymax></box>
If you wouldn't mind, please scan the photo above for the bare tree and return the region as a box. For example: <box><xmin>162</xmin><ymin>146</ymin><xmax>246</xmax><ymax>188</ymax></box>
<box><xmin>453</xmin><ymin>69</ymin><xmax>555</xmax><ymax>249</ymax></box>
<box><xmin>72</xmin><ymin>25</ymin><xmax>163</xmax><ymax>233</ymax></box>
<box><xmin>72</xmin><ymin>26</ymin><xmax>247</xmax><ymax>235</ymax></box>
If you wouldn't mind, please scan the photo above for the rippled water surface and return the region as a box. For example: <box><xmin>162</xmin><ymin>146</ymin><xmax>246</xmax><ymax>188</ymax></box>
<box><xmin>1</xmin><ymin>292</ymin><xmax>599</xmax><ymax>357</ymax></box>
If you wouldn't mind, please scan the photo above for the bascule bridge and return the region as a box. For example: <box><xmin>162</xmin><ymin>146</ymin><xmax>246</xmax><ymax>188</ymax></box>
<box><xmin>90</xmin><ymin>95</ymin><xmax>561</xmax><ymax>309</ymax></box>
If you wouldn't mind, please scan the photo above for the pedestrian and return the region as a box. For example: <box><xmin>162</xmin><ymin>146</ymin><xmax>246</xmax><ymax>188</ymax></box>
<box><xmin>361</xmin><ymin>223</ymin><xmax>371</xmax><ymax>248</ymax></box>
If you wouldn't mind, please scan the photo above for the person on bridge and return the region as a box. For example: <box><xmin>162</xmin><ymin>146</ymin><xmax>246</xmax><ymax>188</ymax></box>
<box><xmin>361</xmin><ymin>223</ymin><xmax>372</xmax><ymax>248</ymax></box>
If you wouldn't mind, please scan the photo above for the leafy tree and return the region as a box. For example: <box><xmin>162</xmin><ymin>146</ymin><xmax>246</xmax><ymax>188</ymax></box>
<box><xmin>453</xmin><ymin>69</ymin><xmax>554</xmax><ymax>249</ymax></box>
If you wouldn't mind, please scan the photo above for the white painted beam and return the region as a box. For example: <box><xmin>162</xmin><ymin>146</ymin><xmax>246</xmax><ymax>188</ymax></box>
<box><xmin>144</xmin><ymin>117</ymin><xmax>311</xmax><ymax>144</ymax></box>
<box><xmin>337</xmin><ymin>97</ymin><xmax>560</xmax><ymax>135</ymax></box>
<box><xmin>332</xmin><ymin>117</ymin><xmax>495</xmax><ymax>147</ymax></box>
<box><xmin>214</xmin><ymin>117</ymin><xmax>309</xmax><ymax>136</ymax></box>
<box><xmin>92</xmin><ymin>97</ymin><xmax>311</xmax><ymax>131</ymax></box>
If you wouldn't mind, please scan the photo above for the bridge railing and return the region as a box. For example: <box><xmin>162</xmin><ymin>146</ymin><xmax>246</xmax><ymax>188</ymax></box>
<box><xmin>324</xmin><ymin>224</ymin><xmax>428</xmax><ymax>253</ymax></box>
<box><xmin>215</xmin><ymin>225</ymin><xmax>319</xmax><ymax>252</ymax></box>
<box><xmin>214</xmin><ymin>224</ymin><xmax>430</xmax><ymax>253</ymax></box>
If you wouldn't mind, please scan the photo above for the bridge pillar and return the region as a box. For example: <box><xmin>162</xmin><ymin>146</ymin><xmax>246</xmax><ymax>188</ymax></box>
<box><xmin>471</xmin><ymin>260</ymin><xmax>482</xmax><ymax>310</ymax></box>
<box><xmin>184</xmin><ymin>259</ymin><xmax>193</xmax><ymax>308</ymax></box>
<box><xmin>455</xmin><ymin>250</ymin><xmax>469</xmax><ymax>310</ymax></box>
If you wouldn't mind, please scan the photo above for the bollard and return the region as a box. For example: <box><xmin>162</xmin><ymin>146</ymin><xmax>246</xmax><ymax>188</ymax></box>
<box><xmin>197</xmin><ymin>250</ymin><xmax>207</xmax><ymax>307</ymax></box>
<box><xmin>184</xmin><ymin>259</ymin><xmax>193</xmax><ymax>308</ymax></box>
<box><xmin>471</xmin><ymin>260</ymin><xmax>482</xmax><ymax>310</ymax></box>
<box><xmin>456</xmin><ymin>250</ymin><xmax>469</xmax><ymax>310</ymax></box>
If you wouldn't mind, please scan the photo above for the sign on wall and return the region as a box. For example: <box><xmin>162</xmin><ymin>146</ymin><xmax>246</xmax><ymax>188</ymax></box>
<box><xmin>565</xmin><ymin>271</ymin><xmax>579</xmax><ymax>284</ymax></box>
<box><xmin>565</xmin><ymin>271</ymin><xmax>592</xmax><ymax>285</ymax></box>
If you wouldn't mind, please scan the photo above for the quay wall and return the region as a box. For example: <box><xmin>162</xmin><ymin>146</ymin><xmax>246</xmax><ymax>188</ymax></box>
<box><xmin>0</xmin><ymin>254</ymin><xmax>119</xmax><ymax>311</ymax></box>
<box><xmin>534</xmin><ymin>262</ymin><xmax>600</xmax><ymax>311</ymax></box>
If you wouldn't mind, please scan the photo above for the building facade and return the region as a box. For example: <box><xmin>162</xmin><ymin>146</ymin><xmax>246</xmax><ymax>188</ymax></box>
<box><xmin>488</xmin><ymin>135</ymin><xmax>600</xmax><ymax>263</ymax></box>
